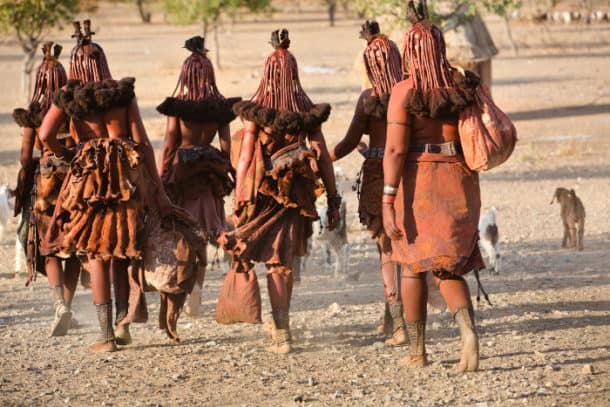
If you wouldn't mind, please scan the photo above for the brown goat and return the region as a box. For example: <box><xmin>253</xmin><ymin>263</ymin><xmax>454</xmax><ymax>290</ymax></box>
<box><xmin>551</xmin><ymin>188</ymin><xmax>585</xmax><ymax>251</ymax></box>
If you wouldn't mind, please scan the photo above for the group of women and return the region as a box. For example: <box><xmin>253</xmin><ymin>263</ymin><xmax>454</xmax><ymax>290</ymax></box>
<box><xmin>14</xmin><ymin>0</ymin><xmax>486</xmax><ymax>372</ymax></box>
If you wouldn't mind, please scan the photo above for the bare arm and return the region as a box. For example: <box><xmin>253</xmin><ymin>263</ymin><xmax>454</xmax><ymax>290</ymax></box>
<box><xmin>234</xmin><ymin>121</ymin><xmax>256</xmax><ymax>210</ymax></box>
<box><xmin>218</xmin><ymin>123</ymin><xmax>231</xmax><ymax>159</ymax></box>
<box><xmin>309</xmin><ymin>127</ymin><xmax>338</xmax><ymax>197</ymax></box>
<box><xmin>39</xmin><ymin>105</ymin><xmax>72</xmax><ymax>159</ymax></box>
<box><xmin>127</xmin><ymin>98</ymin><xmax>172</xmax><ymax>215</ymax></box>
<box><xmin>20</xmin><ymin>127</ymin><xmax>36</xmax><ymax>168</ymax></box>
<box><xmin>309</xmin><ymin>127</ymin><xmax>340</xmax><ymax>230</ymax></box>
<box><xmin>158</xmin><ymin>116</ymin><xmax>180</xmax><ymax>177</ymax></box>
<box><xmin>331</xmin><ymin>92</ymin><xmax>368</xmax><ymax>161</ymax></box>
<box><xmin>382</xmin><ymin>82</ymin><xmax>411</xmax><ymax>240</ymax></box>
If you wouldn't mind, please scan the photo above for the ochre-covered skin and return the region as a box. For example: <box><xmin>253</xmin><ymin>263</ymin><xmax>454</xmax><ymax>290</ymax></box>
<box><xmin>38</xmin><ymin>79</ymin><xmax>173</xmax><ymax>344</ymax></box>
<box><xmin>14</xmin><ymin>42</ymin><xmax>82</xmax><ymax>310</ymax></box>
<box><xmin>40</xmin><ymin>96</ymin><xmax>170</xmax><ymax>259</ymax></box>
<box><xmin>384</xmin><ymin>7</ymin><xmax>482</xmax><ymax>370</ymax></box>
<box><xmin>157</xmin><ymin>43</ymin><xmax>239</xmax><ymax>323</ymax></box>
<box><xmin>332</xmin><ymin>29</ymin><xmax>402</xmax><ymax>312</ymax></box>
<box><xmin>158</xmin><ymin>116</ymin><xmax>232</xmax><ymax>241</ymax></box>
<box><xmin>383</xmin><ymin>79</ymin><xmax>484</xmax><ymax>276</ymax></box>
<box><xmin>218</xmin><ymin>30</ymin><xmax>340</xmax><ymax>354</ymax></box>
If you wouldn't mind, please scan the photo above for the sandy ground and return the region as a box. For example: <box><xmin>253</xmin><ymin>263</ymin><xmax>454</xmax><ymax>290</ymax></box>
<box><xmin>0</xmin><ymin>3</ymin><xmax>609</xmax><ymax>406</ymax></box>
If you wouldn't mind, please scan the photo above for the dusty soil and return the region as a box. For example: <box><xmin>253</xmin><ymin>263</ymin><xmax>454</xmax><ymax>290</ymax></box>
<box><xmin>0</xmin><ymin>3</ymin><xmax>609</xmax><ymax>406</ymax></box>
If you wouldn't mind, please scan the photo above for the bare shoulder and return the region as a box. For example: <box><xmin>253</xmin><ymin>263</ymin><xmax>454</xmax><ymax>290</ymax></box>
<box><xmin>243</xmin><ymin>119</ymin><xmax>258</xmax><ymax>133</ymax></box>
<box><xmin>359</xmin><ymin>88</ymin><xmax>373</xmax><ymax>100</ymax></box>
<box><xmin>390</xmin><ymin>79</ymin><xmax>412</xmax><ymax>100</ymax></box>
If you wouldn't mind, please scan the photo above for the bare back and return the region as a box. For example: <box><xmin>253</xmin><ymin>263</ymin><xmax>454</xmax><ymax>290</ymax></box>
<box><xmin>410</xmin><ymin>115</ymin><xmax>460</xmax><ymax>145</ymax></box>
<box><xmin>178</xmin><ymin>119</ymin><xmax>221</xmax><ymax>147</ymax></box>
<box><xmin>70</xmin><ymin>107</ymin><xmax>132</xmax><ymax>143</ymax></box>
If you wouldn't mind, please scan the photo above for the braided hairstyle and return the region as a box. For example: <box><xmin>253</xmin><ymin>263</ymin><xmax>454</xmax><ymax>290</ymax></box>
<box><xmin>362</xmin><ymin>22</ymin><xmax>402</xmax><ymax>97</ymax></box>
<box><xmin>172</xmin><ymin>36</ymin><xmax>224</xmax><ymax>101</ymax></box>
<box><xmin>402</xmin><ymin>0</ymin><xmax>456</xmax><ymax>93</ymax></box>
<box><xmin>68</xmin><ymin>20</ymin><xmax>112</xmax><ymax>82</ymax></box>
<box><xmin>31</xmin><ymin>42</ymin><xmax>67</xmax><ymax>114</ymax></box>
<box><xmin>250</xmin><ymin>29</ymin><xmax>314</xmax><ymax>113</ymax></box>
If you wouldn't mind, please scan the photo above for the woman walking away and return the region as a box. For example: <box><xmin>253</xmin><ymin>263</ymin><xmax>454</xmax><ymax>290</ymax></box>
<box><xmin>383</xmin><ymin>1</ymin><xmax>484</xmax><ymax>372</ymax></box>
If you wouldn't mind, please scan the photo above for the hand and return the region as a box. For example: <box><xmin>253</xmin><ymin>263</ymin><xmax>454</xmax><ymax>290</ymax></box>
<box><xmin>382</xmin><ymin>204</ymin><xmax>403</xmax><ymax>240</ymax></box>
<box><xmin>326</xmin><ymin>207</ymin><xmax>340</xmax><ymax>231</ymax></box>
<box><xmin>157</xmin><ymin>192</ymin><xmax>173</xmax><ymax>218</ymax></box>
<box><xmin>356</xmin><ymin>142</ymin><xmax>369</xmax><ymax>157</ymax></box>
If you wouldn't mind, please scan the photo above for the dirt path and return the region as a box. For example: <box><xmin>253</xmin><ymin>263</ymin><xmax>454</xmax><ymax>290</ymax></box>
<box><xmin>0</xmin><ymin>3</ymin><xmax>609</xmax><ymax>406</ymax></box>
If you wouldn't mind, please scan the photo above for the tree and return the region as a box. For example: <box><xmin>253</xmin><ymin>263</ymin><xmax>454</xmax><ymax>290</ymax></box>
<box><xmin>136</xmin><ymin>0</ymin><xmax>152</xmax><ymax>23</ymax></box>
<box><xmin>480</xmin><ymin>0</ymin><xmax>522</xmax><ymax>55</ymax></box>
<box><xmin>350</xmin><ymin>0</ymin><xmax>522</xmax><ymax>53</ymax></box>
<box><xmin>163</xmin><ymin>0</ymin><xmax>272</xmax><ymax>69</ymax></box>
<box><xmin>0</xmin><ymin>0</ymin><xmax>81</xmax><ymax>96</ymax></box>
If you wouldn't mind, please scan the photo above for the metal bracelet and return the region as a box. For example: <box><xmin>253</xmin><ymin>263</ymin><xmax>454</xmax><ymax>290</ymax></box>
<box><xmin>383</xmin><ymin>185</ymin><xmax>398</xmax><ymax>196</ymax></box>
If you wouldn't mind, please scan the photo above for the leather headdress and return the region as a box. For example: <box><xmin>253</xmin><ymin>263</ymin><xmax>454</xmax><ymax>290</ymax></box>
<box><xmin>69</xmin><ymin>19</ymin><xmax>112</xmax><ymax>82</ymax></box>
<box><xmin>362</xmin><ymin>22</ymin><xmax>402</xmax><ymax>98</ymax></box>
<box><xmin>172</xmin><ymin>36</ymin><xmax>221</xmax><ymax>101</ymax></box>
<box><xmin>13</xmin><ymin>42</ymin><xmax>67</xmax><ymax>128</ymax></box>
<box><xmin>156</xmin><ymin>36</ymin><xmax>241</xmax><ymax>124</ymax></box>
<box><xmin>359</xmin><ymin>20</ymin><xmax>380</xmax><ymax>42</ymax></box>
<box><xmin>401</xmin><ymin>0</ymin><xmax>479</xmax><ymax>118</ymax></box>
<box><xmin>232</xmin><ymin>29</ymin><xmax>331</xmax><ymax>134</ymax></box>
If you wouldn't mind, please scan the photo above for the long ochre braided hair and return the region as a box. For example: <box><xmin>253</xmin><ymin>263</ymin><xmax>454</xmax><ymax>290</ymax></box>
<box><xmin>172</xmin><ymin>36</ymin><xmax>224</xmax><ymax>101</ymax></box>
<box><xmin>361</xmin><ymin>22</ymin><xmax>402</xmax><ymax>97</ymax></box>
<box><xmin>31</xmin><ymin>42</ymin><xmax>68</xmax><ymax>114</ymax></box>
<box><xmin>68</xmin><ymin>20</ymin><xmax>112</xmax><ymax>82</ymax></box>
<box><xmin>250</xmin><ymin>29</ymin><xmax>314</xmax><ymax>113</ymax></box>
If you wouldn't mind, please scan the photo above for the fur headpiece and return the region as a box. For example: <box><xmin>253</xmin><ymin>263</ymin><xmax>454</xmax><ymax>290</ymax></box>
<box><xmin>234</xmin><ymin>29</ymin><xmax>331</xmax><ymax>134</ymax></box>
<box><xmin>13</xmin><ymin>42</ymin><xmax>67</xmax><ymax>128</ymax></box>
<box><xmin>69</xmin><ymin>19</ymin><xmax>112</xmax><ymax>83</ymax></box>
<box><xmin>359</xmin><ymin>20</ymin><xmax>380</xmax><ymax>42</ymax></box>
<box><xmin>156</xmin><ymin>37</ymin><xmax>241</xmax><ymax>124</ymax></box>
<box><xmin>183</xmin><ymin>36</ymin><xmax>208</xmax><ymax>54</ymax></box>
<box><xmin>362</xmin><ymin>25</ymin><xmax>402</xmax><ymax>119</ymax></box>
<box><xmin>54</xmin><ymin>77</ymin><xmax>135</xmax><ymax>120</ymax></box>
<box><xmin>401</xmin><ymin>1</ymin><xmax>479</xmax><ymax>118</ymax></box>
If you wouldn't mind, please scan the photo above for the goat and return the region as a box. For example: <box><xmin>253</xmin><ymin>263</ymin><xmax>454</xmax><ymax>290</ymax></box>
<box><xmin>478</xmin><ymin>207</ymin><xmax>501</xmax><ymax>273</ymax></box>
<box><xmin>551</xmin><ymin>188</ymin><xmax>585</xmax><ymax>251</ymax></box>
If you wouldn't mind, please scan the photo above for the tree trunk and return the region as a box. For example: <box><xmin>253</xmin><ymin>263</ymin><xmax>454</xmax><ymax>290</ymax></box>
<box><xmin>504</xmin><ymin>16</ymin><xmax>519</xmax><ymax>56</ymax></box>
<box><xmin>328</xmin><ymin>1</ymin><xmax>337</xmax><ymax>27</ymax></box>
<box><xmin>22</xmin><ymin>47</ymin><xmax>37</xmax><ymax>98</ymax></box>
<box><xmin>136</xmin><ymin>0</ymin><xmax>151</xmax><ymax>23</ymax></box>
<box><xmin>213</xmin><ymin>22</ymin><xmax>221</xmax><ymax>70</ymax></box>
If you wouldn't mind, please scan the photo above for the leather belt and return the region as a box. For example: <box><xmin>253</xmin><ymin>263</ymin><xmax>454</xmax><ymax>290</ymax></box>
<box><xmin>409</xmin><ymin>141</ymin><xmax>462</xmax><ymax>156</ymax></box>
<box><xmin>364</xmin><ymin>147</ymin><xmax>384</xmax><ymax>159</ymax></box>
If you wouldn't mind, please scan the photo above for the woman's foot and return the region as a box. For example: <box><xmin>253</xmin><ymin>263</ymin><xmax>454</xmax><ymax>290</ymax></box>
<box><xmin>91</xmin><ymin>302</ymin><xmax>116</xmax><ymax>353</ymax></box>
<box><xmin>268</xmin><ymin>310</ymin><xmax>292</xmax><ymax>354</ymax></box>
<box><xmin>385</xmin><ymin>303</ymin><xmax>407</xmax><ymax>347</ymax></box>
<box><xmin>401</xmin><ymin>320</ymin><xmax>428</xmax><ymax>368</ymax></box>
<box><xmin>454</xmin><ymin>307</ymin><xmax>479</xmax><ymax>372</ymax></box>
<box><xmin>50</xmin><ymin>304</ymin><xmax>72</xmax><ymax>337</ymax></box>
<box><xmin>114</xmin><ymin>323</ymin><xmax>132</xmax><ymax>346</ymax></box>
<box><xmin>88</xmin><ymin>340</ymin><xmax>117</xmax><ymax>353</ymax></box>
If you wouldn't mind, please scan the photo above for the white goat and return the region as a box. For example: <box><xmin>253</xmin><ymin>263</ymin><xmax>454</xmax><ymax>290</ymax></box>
<box><xmin>478</xmin><ymin>207</ymin><xmax>501</xmax><ymax>274</ymax></box>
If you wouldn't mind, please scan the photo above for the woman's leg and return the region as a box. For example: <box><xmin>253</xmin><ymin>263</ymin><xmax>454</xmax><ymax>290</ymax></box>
<box><xmin>46</xmin><ymin>256</ymin><xmax>72</xmax><ymax>337</ymax></box>
<box><xmin>434</xmin><ymin>273</ymin><xmax>479</xmax><ymax>372</ymax></box>
<box><xmin>88</xmin><ymin>257</ymin><xmax>116</xmax><ymax>353</ymax></box>
<box><xmin>111</xmin><ymin>258</ymin><xmax>132</xmax><ymax>345</ymax></box>
<box><xmin>186</xmin><ymin>244</ymin><xmax>207</xmax><ymax>317</ymax></box>
<box><xmin>266</xmin><ymin>264</ymin><xmax>293</xmax><ymax>354</ymax></box>
<box><xmin>380</xmin><ymin>250</ymin><xmax>406</xmax><ymax>346</ymax></box>
<box><xmin>400</xmin><ymin>268</ymin><xmax>428</xmax><ymax>367</ymax></box>
<box><xmin>63</xmin><ymin>257</ymin><xmax>80</xmax><ymax>310</ymax></box>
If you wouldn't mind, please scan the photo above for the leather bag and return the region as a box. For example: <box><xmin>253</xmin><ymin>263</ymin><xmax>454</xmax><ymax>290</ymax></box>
<box><xmin>216</xmin><ymin>268</ymin><xmax>262</xmax><ymax>325</ymax></box>
<box><xmin>458</xmin><ymin>84</ymin><xmax>517</xmax><ymax>171</ymax></box>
